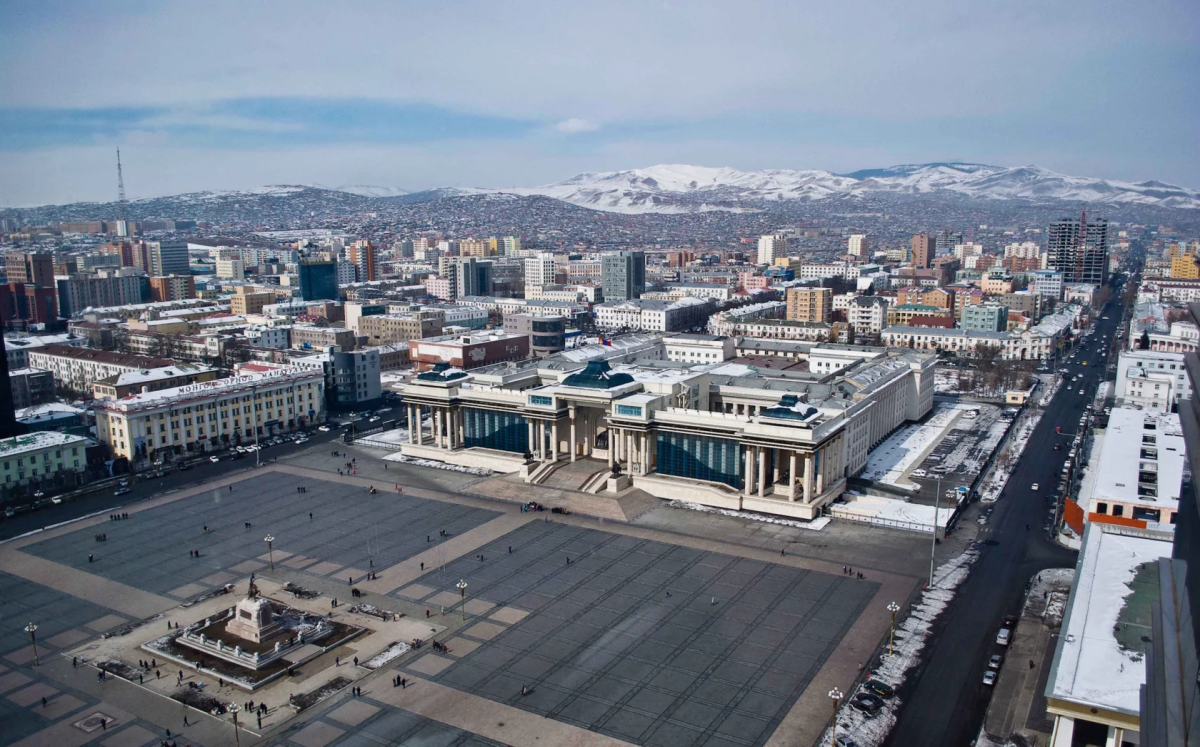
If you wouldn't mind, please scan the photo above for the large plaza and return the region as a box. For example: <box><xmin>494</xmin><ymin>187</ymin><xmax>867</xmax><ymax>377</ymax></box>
<box><xmin>0</xmin><ymin>447</ymin><xmax>925</xmax><ymax>747</ymax></box>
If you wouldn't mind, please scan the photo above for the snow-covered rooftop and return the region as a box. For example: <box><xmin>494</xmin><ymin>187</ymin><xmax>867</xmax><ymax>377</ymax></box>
<box><xmin>1085</xmin><ymin>407</ymin><xmax>1184</xmax><ymax>511</ymax></box>
<box><xmin>1048</xmin><ymin>524</ymin><xmax>1173</xmax><ymax>716</ymax></box>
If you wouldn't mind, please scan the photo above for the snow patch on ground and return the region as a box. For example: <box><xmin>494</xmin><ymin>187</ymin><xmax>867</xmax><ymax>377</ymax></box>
<box><xmin>831</xmin><ymin>493</ymin><xmax>953</xmax><ymax>531</ymax></box>
<box><xmin>356</xmin><ymin>429</ymin><xmax>409</xmax><ymax>448</ymax></box>
<box><xmin>860</xmin><ymin>404</ymin><xmax>971</xmax><ymax>488</ymax></box>
<box><xmin>381</xmin><ymin>451</ymin><xmax>495</xmax><ymax>476</ymax></box>
<box><xmin>362</xmin><ymin>641</ymin><xmax>412</xmax><ymax>670</ymax></box>
<box><xmin>665</xmin><ymin>500</ymin><xmax>830</xmax><ymax>531</ymax></box>
<box><xmin>820</xmin><ymin>544</ymin><xmax>981</xmax><ymax>747</ymax></box>
<box><xmin>979</xmin><ymin>412</ymin><xmax>1041</xmax><ymax>503</ymax></box>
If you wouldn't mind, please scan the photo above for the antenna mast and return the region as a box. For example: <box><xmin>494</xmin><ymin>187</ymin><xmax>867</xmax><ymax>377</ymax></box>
<box><xmin>116</xmin><ymin>149</ymin><xmax>128</xmax><ymax>223</ymax></box>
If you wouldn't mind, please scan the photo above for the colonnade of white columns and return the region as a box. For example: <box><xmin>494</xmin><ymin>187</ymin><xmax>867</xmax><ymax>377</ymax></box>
<box><xmin>606</xmin><ymin>426</ymin><xmax>652</xmax><ymax>475</ymax></box>
<box><xmin>743</xmin><ymin>444</ymin><xmax>822</xmax><ymax>502</ymax></box>
<box><xmin>407</xmin><ymin>403</ymin><xmax>462</xmax><ymax>450</ymax></box>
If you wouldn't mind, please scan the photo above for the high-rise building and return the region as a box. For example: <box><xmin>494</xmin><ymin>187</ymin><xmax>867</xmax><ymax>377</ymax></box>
<box><xmin>458</xmin><ymin>238</ymin><xmax>490</xmax><ymax>258</ymax></box>
<box><xmin>348</xmin><ymin>240</ymin><xmax>378</xmax><ymax>282</ymax></box>
<box><xmin>757</xmin><ymin>234</ymin><xmax>787</xmax><ymax>265</ymax></box>
<box><xmin>299</xmin><ymin>259</ymin><xmax>338</xmax><ymax>301</ymax></box>
<box><xmin>786</xmin><ymin>287</ymin><xmax>832</xmax><ymax>323</ymax></box>
<box><xmin>601</xmin><ymin>251</ymin><xmax>646</xmax><ymax>302</ymax></box>
<box><xmin>148</xmin><ymin>240</ymin><xmax>190</xmax><ymax>277</ymax></box>
<box><xmin>501</xmin><ymin>236</ymin><xmax>522</xmax><ymax>256</ymax></box>
<box><xmin>1047</xmin><ymin>213</ymin><xmax>1108</xmax><ymax>285</ymax></box>
<box><xmin>911</xmin><ymin>234</ymin><xmax>932</xmax><ymax>269</ymax></box>
<box><xmin>5</xmin><ymin>252</ymin><xmax>54</xmax><ymax>287</ymax></box>
<box><xmin>847</xmin><ymin>234</ymin><xmax>868</xmax><ymax>257</ymax></box>
<box><xmin>1171</xmin><ymin>251</ymin><xmax>1200</xmax><ymax>280</ymax></box>
<box><xmin>0</xmin><ymin>337</ymin><xmax>22</xmax><ymax>437</ymax></box>
<box><xmin>453</xmin><ymin>257</ymin><xmax>493</xmax><ymax>299</ymax></box>
<box><xmin>524</xmin><ymin>253</ymin><xmax>557</xmax><ymax>289</ymax></box>
<box><xmin>148</xmin><ymin>275</ymin><xmax>196</xmax><ymax>302</ymax></box>
<box><xmin>934</xmin><ymin>230</ymin><xmax>963</xmax><ymax>257</ymax></box>
<box><xmin>215</xmin><ymin>251</ymin><xmax>245</xmax><ymax>280</ymax></box>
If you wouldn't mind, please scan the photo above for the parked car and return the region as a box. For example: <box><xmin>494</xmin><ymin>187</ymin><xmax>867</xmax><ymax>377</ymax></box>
<box><xmin>178</xmin><ymin>464</ymin><xmax>192</xmax><ymax>471</ymax></box>
<box><xmin>1003</xmin><ymin>615</ymin><xmax>1018</xmax><ymax>628</ymax></box>
<box><xmin>850</xmin><ymin>692</ymin><xmax>884</xmax><ymax>715</ymax></box>
<box><xmin>835</xmin><ymin>737</ymin><xmax>861</xmax><ymax>747</ymax></box>
<box><xmin>911</xmin><ymin>469</ymin><xmax>927</xmax><ymax>478</ymax></box>
<box><xmin>996</xmin><ymin>628</ymin><xmax>1011</xmax><ymax>646</ymax></box>
<box><xmin>209</xmin><ymin>456</ymin><xmax>220</xmax><ymax>463</ymax></box>
<box><xmin>862</xmin><ymin>680</ymin><xmax>895</xmax><ymax>699</ymax></box>
<box><xmin>318</xmin><ymin>425</ymin><xmax>330</xmax><ymax>432</ymax></box>
<box><xmin>51</xmin><ymin>497</ymin><xmax>63</xmax><ymax>505</ymax></box>
<box><xmin>988</xmin><ymin>654</ymin><xmax>1004</xmax><ymax>669</ymax></box>
<box><xmin>114</xmin><ymin>488</ymin><xmax>131</xmax><ymax>496</ymax></box>
<box><xmin>983</xmin><ymin>670</ymin><xmax>997</xmax><ymax>686</ymax></box>
<box><xmin>1031</xmin><ymin>483</ymin><xmax>1039</xmax><ymax>491</ymax></box>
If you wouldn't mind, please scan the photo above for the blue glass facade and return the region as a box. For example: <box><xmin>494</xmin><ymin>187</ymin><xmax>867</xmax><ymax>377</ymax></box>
<box><xmin>463</xmin><ymin>407</ymin><xmax>528</xmax><ymax>453</ymax></box>
<box><xmin>656</xmin><ymin>432</ymin><xmax>743</xmax><ymax>488</ymax></box>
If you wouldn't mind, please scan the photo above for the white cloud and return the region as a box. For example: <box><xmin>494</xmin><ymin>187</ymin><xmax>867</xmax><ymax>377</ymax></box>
<box><xmin>555</xmin><ymin>118</ymin><xmax>600</xmax><ymax>134</ymax></box>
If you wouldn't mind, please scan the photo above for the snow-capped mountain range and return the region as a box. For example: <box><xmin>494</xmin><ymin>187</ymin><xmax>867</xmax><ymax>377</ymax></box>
<box><xmin>498</xmin><ymin>163</ymin><xmax>1200</xmax><ymax>213</ymax></box>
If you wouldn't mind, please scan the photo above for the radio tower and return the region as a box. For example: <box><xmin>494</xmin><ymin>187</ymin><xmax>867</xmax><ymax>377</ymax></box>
<box><xmin>116</xmin><ymin>148</ymin><xmax>129</xmax><ymax>223</ymax></box>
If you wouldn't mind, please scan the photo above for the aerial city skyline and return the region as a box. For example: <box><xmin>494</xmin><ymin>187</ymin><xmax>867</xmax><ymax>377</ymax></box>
<box><xmin>0</xmin><ymin>3</ymin><xmax>1198</xmax><ymax>747</ymax></box>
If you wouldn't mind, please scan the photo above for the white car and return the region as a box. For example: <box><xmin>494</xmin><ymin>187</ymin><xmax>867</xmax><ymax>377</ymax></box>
<box><xmin>209</xmin><ymin>456</ymin><xmax>220</xmax><ymax>463</ymax></box>
<box><xmin>318</xmin><ymin>425</ymin><xmax>330</xmax><ymax>432</ymax></box>
<box><xmin>1031</xmin><ymin>483</ymin><xmax>1039</xmax><ymax>491</ymax></box>
<box><xmin>911</xmin><ymin>469</ymin><xmax>927</xmax><ymax>477</ymax></box>
<box><xmin>295</xmin><ymin>437</ymin><xmax>309</xmax><ymax>444</ymax></box>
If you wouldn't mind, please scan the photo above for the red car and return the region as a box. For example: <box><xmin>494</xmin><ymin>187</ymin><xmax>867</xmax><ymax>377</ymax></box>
<box><xmin>1055</xmin><ymin>426</ymin><xmax>1063</xmax><ymax>434</ymax></box>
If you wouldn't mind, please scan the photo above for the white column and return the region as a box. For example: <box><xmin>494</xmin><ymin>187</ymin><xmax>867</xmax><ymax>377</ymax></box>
<box><xmin>744</xmin><ymin>446</ymin><xmax>755</xmax><ymax>496</ymax></box>
<box><xmin>607</xmin><ymin>428</ymin><xmax>615</xmax><ymax>469</ymax></box>
<box><xmin>435</xmin><ymin>408</ymin><xmax>444</xmax><ymax>448</ymax></box>
<box><xmin>789</xmin><ymin>451</ymin><xmax>798</xmax><ymax>500</ymax></box>
<box><xmin>551</xmin><ymin>421</ymin><xmax>558</xmax><ymax>461</ymax></box>
<box><xmin>642</xmin><ymin>432</ymin><xmax>651</xmax><ymax>475</ymax></box>
<box><xmin>527</xmin><ymin>420</ymin><xmax>535</xmax><ymax>457</ymax></box>
<box><xmin>803</xmin><ymin>452</ymin><xmax>814</xmax><ymax>503</ymax></box>
<box><xmin>816</xmin><ymin>446</ymin><xmax>825</xmax><ymax>494</ymax></box>
<box><xmin>758</xmin><ymin>447</ymin><xmax>768</xmax><ymax>498</ymax></box>
<box><xmin>569</xmin><ymin>407</ymin><xmax>577</xmax><ymax>462</ymax></box>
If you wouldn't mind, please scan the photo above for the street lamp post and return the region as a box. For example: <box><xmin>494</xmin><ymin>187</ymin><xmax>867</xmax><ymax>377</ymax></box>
<box><xmin>456</xmin><ymin>579</ymin><xmax>467</xmax><ymax>621</ymax></box>
<box><xmin>929</xmin><ymin>476</ymin><xmax>942</xmax><ymax>589</ymax></box>
<box><xmin>230</xmin><ymin>704</ymin><xmax>241</xmax><ymax>747</ymax></box>
<box><xmin>887</xmin><ymin>601</ymin><xmax>901</xmax><ymax>656</ymax></box>
<box><xmin>827</xmin><ymin>687</ymin><xmax>843</xmax><ymax>747</ymax></box>
<box><xmin>264</xmin><ymin>535</ymin><xmax>275</xmax><ymax>571</ymax></box>
<box><xmin>24</xmin><ymin>623</ymin><xmax>38</xmax><ymax>666</ymax></box>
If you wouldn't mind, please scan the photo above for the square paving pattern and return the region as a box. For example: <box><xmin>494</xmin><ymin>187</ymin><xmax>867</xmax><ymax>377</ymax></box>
<box><xmin>0</xmin><ymin>571</ymin><xmax>118</xmax><ymax>658</ymax></box>
<box><xmin>304</xmin><ymin>704</ymin><xmax>507</xmax><ymax>747</ymax></box>
<box><xmin>22</xmin><ymin>473</ymin><xmax>500</xmax><ymax>596</ymax></box>
<box><xmin>396</xmin><ymin>522</ymin><xmax>878</xmax><ymax>747</ymax></box>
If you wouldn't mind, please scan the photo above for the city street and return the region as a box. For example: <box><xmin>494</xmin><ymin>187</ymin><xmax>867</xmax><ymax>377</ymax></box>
<box><xmin>886</xmin><ymin>294</ymin><xmax>1126</xmax><ymax>747</ymax></box>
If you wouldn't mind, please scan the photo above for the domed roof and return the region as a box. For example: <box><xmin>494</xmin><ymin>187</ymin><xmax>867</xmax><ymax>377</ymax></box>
<box><xmin>562</xmin><ymin>360</ymin><xmax>635</xmax><ymax>389</ymax></box>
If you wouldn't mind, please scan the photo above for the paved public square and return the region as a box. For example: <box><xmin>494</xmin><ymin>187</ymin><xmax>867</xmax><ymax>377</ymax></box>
<box><xmin>393</xmin><ymin>522</ymin><xmax>877</xmax><ymax>747</ymax></box>
<box><xmin>23</xmin><ymin>472</ymin><xmax>501</xmax><ymax>597</ymax></box>
<box><xmin>0</xmin><ymin>454</ymin><xmax>920</xmax><ymax>747</ymax></box>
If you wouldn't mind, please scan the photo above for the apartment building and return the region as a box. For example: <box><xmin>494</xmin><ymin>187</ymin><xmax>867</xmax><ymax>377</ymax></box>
<box><xmin>785</xmin><ymin>287</ymin><xmax>832</xmax><ymax>323</ymax></box>
<box><xmin>27</xmin><ymin>346</ymin><xmax>174</xmax><ymax>394</ymax></box>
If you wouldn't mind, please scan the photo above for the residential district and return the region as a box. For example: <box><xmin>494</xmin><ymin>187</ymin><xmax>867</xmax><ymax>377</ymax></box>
<box><xmin>1</xmin><ymin>216</ymin><xmax>1200</xmax><ymax>747</ymax></box>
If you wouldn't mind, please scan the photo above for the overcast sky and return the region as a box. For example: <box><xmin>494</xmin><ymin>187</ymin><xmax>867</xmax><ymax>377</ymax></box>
<box><xmin>1</xmin><ymin>0</ymin><xmax>1196</xmax><ymax>206</ymax></box>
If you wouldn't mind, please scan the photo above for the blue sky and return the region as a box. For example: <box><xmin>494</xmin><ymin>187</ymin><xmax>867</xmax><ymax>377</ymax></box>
<box><xmin>0</xmin><ymin>0</ymin><xmax>1196</xmax><ymax>206</ymax></box>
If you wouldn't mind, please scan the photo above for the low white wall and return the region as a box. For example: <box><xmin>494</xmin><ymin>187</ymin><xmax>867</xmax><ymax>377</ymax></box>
<box><xmin>634</xmin><ymin>475</ymin><xmax>742</xmax><ymax>510</ymax></box>
<box><xmin>400</xmin><ymin>444</ymin><xmax>525</xmax><ymax>473</ymax></box>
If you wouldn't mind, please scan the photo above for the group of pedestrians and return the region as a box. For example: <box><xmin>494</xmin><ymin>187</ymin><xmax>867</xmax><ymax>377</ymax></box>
<box><xmin>842</xmin><ymin>566</ymin><xmax>865</xmax><ymax>580</ymax></box>
<box><xmin>108</xmin><ymin>513</ymin><xmax>128</xmax><ymax>521</ymax></box>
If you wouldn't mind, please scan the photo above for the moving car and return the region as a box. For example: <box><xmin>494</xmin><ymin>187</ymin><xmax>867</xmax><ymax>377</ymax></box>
<box><xmin>209</xmin><ymin>456</ymin><xmax>220</xmax><ymax>463</ymax></box>
<box><xmin>295</xmin><ymin>437</ymin><xmax>309</xmax><ymax>444</ymax></box>
<box><xmin>1031</xmin><ymin>483</ymin><xmax>1039</xmax><ymax>491</ymax></box>
<box><xmin>114</xmin><ymin>488</ymin><xmax>131</xmax><ymax>496</ymax></box>
<box><xmin>983</xmin><ymin>670</ymin><xmax>997</xmax><ymax>686</ymax></box>
<box><xmin>318</xmin><ymin>425</ymin><xmax>330</xmax><ymax>432</ymax></box>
